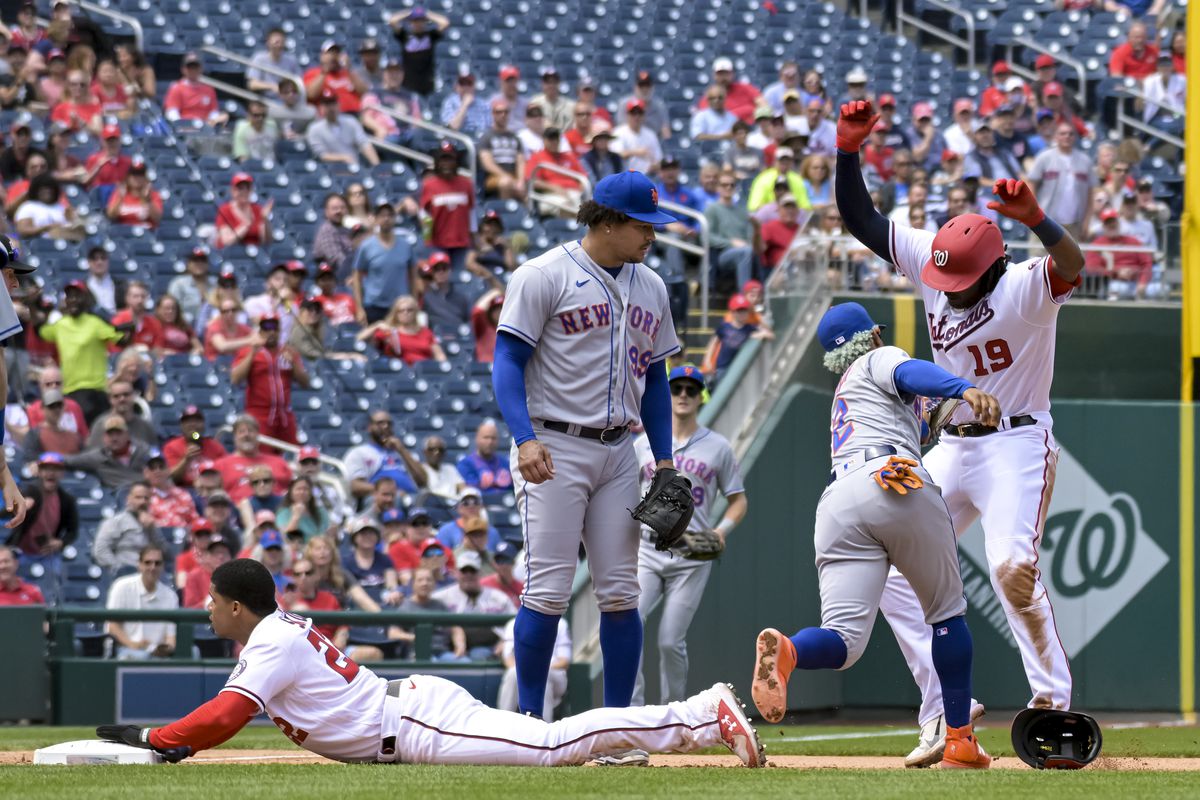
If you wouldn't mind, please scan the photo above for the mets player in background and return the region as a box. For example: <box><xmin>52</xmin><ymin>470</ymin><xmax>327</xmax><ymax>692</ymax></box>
<box><xmin>492</xmin><ymin>171</ymin><xmax>680</xmax><ymax>737</ymax></box>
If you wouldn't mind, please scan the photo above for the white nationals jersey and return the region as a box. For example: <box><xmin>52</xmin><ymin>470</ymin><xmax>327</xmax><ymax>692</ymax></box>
<box><xmin>220</xmin><ymin>610</ymin><xmax>387</xmax><ymax>762</ymax></box>
<box><xmin>634</xmin><ymin>428</ymin><xmax>744</xmax><ymax>532</ymax></box>
<box><xmin>498</xmin><ymin>240</ymin><xmax>680</xmax><ymax>430</ymax></box>
<box><xmin>829</xmin><ymin>346</ymin><xmax>922</xmax><ymax>467</ymax></box>
<box><xmin>889</xmin><ymin>223</ymin><xmax>1071</xmax><ymax>426</ymax></box>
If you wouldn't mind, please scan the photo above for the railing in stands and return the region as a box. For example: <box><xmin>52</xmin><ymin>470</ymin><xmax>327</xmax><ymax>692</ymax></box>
<box><xmin>201</xmin><ymin>45</ymin><xmax>303</xmax><ymax>95</ymax></box>
<box><xmin>525</xmin><ymin>161</ymin><xmax>592</xmax><ymax>217</ymax></box>
<box><xmin>76</xmin><ymin>1</ymin><xmax>144</xmax><ymax>51</ymax></box>
<box><xmin>896</xmin><ymin>0</ymin><xmax>976</xmax><ymax>70</ymax></box>
<box><xmin>379</xmin><ymin>108</ymin><xmax>479</xmax><ymax>185</ymax></box>
<box><xmin>1112</xmin><ymin>82</ymin><xmax>1186</xmax><ymax>150</ymax></box>
<box><xmin>1008</xmin><ymin>36</ymin><xmax>1090</xmax><ymax>97</ymax></box>
<box><xmin>657</xmin><ymin>199</ymin><xmax>712</xmax><ymax>330</ymax></box>
<box><xmin>215</xmin><ymin>427</ymin><xmax>352</xmax><ymax>511</ymax></box>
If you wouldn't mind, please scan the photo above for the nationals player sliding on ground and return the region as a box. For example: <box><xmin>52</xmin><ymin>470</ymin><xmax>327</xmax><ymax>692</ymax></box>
<box><xmin>96</xmin><ymin>559</ymin><xmax>765</xmax><ymax>767</ymax></box>
<box><xmin>835</xmin><ymin>100</ymin><xmax>1089</xmax><ymax>767</ymax></box>
<box><xmin>492</xmin><ymin>171</ymin><xmax>679</xmax><ymax>752</ymax></box>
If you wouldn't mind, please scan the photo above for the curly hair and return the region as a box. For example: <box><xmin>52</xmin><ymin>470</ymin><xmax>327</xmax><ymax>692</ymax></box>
<box><xmin>576</xmin><ymin>199</ymin><xmax>631</xmax><ymax>228</ymax></box>
<box><xmin>822</xmin><ymin>329</ymin><xmax>875</xmax><ymax>374</ymax></box>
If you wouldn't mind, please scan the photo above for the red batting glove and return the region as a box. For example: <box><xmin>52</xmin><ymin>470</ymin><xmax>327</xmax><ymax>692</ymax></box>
<box><xmin>986</xmin><ymin>178</ymin><xmax>1045</xmax><ymax>227</ymax></box>
<box><xmin>836</xmin><ymin>100</ymin><xmax>880</xmax><ymax>154</ymax></box>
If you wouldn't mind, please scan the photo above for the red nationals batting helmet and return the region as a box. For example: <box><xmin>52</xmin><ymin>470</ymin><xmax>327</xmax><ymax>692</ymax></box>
<box><xmin>921</xmin><ymin>213</ymin><xmax>1005</xmax><ymax>292</ymax></box>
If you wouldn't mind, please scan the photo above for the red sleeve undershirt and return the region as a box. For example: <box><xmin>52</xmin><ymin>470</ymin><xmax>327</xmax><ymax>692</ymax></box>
<box><xmin>1046</xmin><ymin>256</ymin><xmax>1082</xmax><ymax>297</ymax></box>
<box><xmin>149</xmin><ymin>691</ymin><xmax>260</xmax><ymax>752</ymax></box>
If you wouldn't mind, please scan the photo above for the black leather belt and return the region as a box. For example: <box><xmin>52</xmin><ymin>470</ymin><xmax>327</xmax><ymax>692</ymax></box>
<box><xmin>945</xmin><ymin>414</ymin><xmax>1037</xmax><ymax>438</ymax></box>
<box><xmin>828</xmin><ymin>445</ymin><xmax>898</xmax><ymax>485</ymax></box>
<box><xmin>541</xmin><ymin>419</ymin><xmax>630</xmax><ymax>444</ymax></box>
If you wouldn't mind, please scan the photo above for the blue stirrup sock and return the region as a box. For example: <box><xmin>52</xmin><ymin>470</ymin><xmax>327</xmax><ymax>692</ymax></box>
<box><xmin>514</xmin><ymin>606</ymin><xmax>560</xmax><ymax>717</ymax></box>
<box><xmin>789</xmin><ymin>627</ymin><xmax>848</xmax><ymax>670</ymax></box>
<box><xmin>599</xmin><ymin>609</ymin><xmax>643</xmax><ymax>707</ymax></box>
<box><xmin>930</xmin><ymin>615</ymin><xmax>974</xmax><ymax>729</ymax></box>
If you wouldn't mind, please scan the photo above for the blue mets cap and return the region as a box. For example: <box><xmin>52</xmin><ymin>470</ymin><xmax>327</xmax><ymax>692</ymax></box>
<box><xmin>259</xmin><ymin>528</ymin><xmax>284</xmax><ymax>549</ymax></box>
<box><xmin>668</xmin><ymin>365</ymin><xmax>706</xmax><ymax>389</ymax></box>
<box><xmin>380</xmin><ymin>507</ymin><xmax>406</xmax><ymax>525</ymax></box>
<box><xmin>494</xmin><ymin>540</ymin><xmax>519</xmax><ymax>562</ymax></box>
<box><xmin>593</xmin><ymin>171</ymin><xmax>677</xmax><ymax>225</ymax></box>
<box><xmin>817</xmin><ymin>302</ymin><xmax>884</xmax><ymax>351</ymax></box>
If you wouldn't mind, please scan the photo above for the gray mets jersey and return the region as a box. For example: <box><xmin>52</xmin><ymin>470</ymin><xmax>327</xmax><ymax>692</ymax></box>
<box><xmin>830</xmin><ymin>345</ymin><xmax>922</xmax><ymax>466</ymax></box>
<box><xmin>497</xmin><ymin>239</ymin><xmax>680</xmax><ymax>430</ymax></box>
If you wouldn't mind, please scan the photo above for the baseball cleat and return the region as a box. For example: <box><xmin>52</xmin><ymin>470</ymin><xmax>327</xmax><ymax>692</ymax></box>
<box><xmin>940</xmin><ymin>725</ymin><xmax>992</xmax><ymax>769</ymax></box>
<box><xmin>904</xmin><ymin>700</ymin><xmax>986</xmax><ymax>768</ymax></box>
<box><xmin>751</xmin><ymin>628</ymin><xmax>796</xmax><ymax>724</ymax></box>
<box><xmin>711</xmin><ymin>682</ymin><xmax>766</xmax><ymax>768</ymax></box>
<box><xmin>588</xmin><ymin>748</ymin><xmax>649</xmax><ymax>767</ymax></box>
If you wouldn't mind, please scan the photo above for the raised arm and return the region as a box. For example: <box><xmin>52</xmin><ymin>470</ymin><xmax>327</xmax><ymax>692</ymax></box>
<box><xmin>986</xmin><ymin>178</ymin><xmax>1084</xmax><ymax>282</ymax></box>
<box><xmin>834</xmin><ymin>100</ymin><xmax>892</xmax><ymax>262</ymax></box>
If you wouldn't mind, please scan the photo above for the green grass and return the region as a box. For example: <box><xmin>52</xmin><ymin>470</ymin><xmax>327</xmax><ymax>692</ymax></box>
<box><xmin>3</xmin><ymin>764</ymin><xmax>1200</xmax><ymax>800</ymax></box>
<box><xmin>3</xmin><ymin>723</ymin><xmax>1200</xmax><ymax>758</ymax></box>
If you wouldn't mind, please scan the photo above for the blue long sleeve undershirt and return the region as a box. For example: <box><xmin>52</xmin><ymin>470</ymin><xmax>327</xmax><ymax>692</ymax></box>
<box><xmin>893</xmin><ymin>359</ymin><xmax>973</xmax><ymax>399</ymax></box>
<box><xmin>640</xmin><ymin>363</ymin><xmax>672</xmax><ymax>463</ymax></box>
<box><xmin>493</xmin><ymin>332</ymin><xmax>536</xmax><ymax>445</ymax></box>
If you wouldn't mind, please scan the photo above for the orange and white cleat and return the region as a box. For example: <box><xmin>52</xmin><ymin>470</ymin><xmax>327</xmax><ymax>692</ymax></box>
<box><xmin>751</xmin><ymin>628</ymin><xmax>796</xmax><ymax>724</ymax></box>
<box><xmin>940</xmin><ymin>725</ymin><xmax>992</xmax><ymax>769</ymax></box>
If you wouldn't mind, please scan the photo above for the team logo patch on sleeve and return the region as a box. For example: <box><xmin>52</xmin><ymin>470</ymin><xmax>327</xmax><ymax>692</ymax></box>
<box><xmin>228</xmin><ymin>659</ymin><xmax>247</xmax><ymax>682</ymax></box>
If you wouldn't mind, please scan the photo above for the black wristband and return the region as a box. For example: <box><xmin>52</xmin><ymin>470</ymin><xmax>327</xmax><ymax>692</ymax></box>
<box><xmin>1030</xmin><ymin>215</ymin><xmax>1065</xmax><ymax>248</ymax></box>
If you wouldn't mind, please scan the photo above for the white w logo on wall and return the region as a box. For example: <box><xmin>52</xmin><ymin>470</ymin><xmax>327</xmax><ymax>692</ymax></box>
<box><xmin>958</xmin><ymin>445</ymin><xmax>1168</xmax><ymax>658</ymax></box>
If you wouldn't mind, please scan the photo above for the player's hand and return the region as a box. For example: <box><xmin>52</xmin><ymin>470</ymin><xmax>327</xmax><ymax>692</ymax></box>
<box><xmin>986</xmin><ymin>178</ymin><xmax>1045</xmax><ymax>227</ymax></box>
<box><xmin>836</xmin><ymin>100</ymin><xmax>879</xmax><ymax>154</ymax></box>
<box><xmin>517</xmin><ymin>439</ymin><xmax>555</xmax><ymax>484</ymax></box>
<box><xmin>1</xmin><ymin>469</ymin><xmax>28</xmax><ymax>529</ymax></box>
<box><xmin>962</xmin><ymin>388</ymin><xmax>1001</xmax><ymax>428</ymax></box>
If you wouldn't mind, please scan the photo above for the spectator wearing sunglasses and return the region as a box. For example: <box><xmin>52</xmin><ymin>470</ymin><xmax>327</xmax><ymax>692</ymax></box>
<box><xmin>106</xmin><ymin>544</ymin><xmax>178</xmax><ymax>660</ymax></box>
<box><xmin>233</xmin><ymin>99</ymin><xmax>280</xmax><ymax>162</ymax></box>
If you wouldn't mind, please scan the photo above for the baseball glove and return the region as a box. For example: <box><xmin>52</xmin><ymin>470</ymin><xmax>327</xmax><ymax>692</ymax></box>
<box><xmin>920</xmin><ymin>397</ymin><xmax>963</xmax><ymax>445</ymax></box>
<box><xmin>676</xmin><ymin>529</ymin><xmax>725</xmax><ymax>561</ymax></box>
<box><xmin>630</xmin><ymin>467</ymin><xmax>695</xmax><ymax>551</ymax></box>
<box><xmin>95</xmin><ymin>724</ymin><xmax>192</xmax><ymax>763</ymax></box>
<box><xmin>872</xmin><ymin>456</ymin><xmax>925</xmax><ymax>495</ymax></box>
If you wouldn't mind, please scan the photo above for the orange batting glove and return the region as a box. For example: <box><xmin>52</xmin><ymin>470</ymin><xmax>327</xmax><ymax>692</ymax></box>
<box><xmin>986</xmin><ymin>178</ymin><xmax>1045</xmax><ymax>228</ymax></box>
<box><xmin>836</xmin><ymin>100</ymin><xmax>880</xmax><ymax>154</ymax></box>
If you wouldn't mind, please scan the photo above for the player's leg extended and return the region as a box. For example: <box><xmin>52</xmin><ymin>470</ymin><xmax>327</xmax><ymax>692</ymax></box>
<box><xmin>583</xmin><ymin>438</ymin><xmax>645</xmax><ymax>707</ymax></box>
<box><xmin>393</xmin><ymin>675</ymin><xmax>759</xmax><ymax>766</ymax></box>
<box><xmin>752</xmin><ymin>484</ymin><xmax>888</xmax><ymax>722</ymax></box>
<box><xmin>878</xmin><ymin>440</ymin><xmax>978</xmax><ymax>727</ymax></box>
<box><xmin>631</xmin><ymin>542</ymin><xmax>668</xmax><ymax>706</ymax></box>
<box><xmin>975</xmin><ymin>428</ymin><xmax>1071</xmax><ymax>709</ymax></box>
<box><xmin>511</xmin><ymin>429</ymin><xmax>595</xmax><ymax>717</ymax></box>
<box><xmin>655</xmin><ymin>559</ymin><xmax>714</xmax><ymax>702</ymax></box>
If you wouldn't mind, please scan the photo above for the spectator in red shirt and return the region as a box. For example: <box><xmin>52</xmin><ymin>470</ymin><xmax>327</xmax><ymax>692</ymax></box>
<box><xmin>564</xmin><ymin>102</ymin><xmax>595</xmax><ymax>156</ymax></box>
<box><xmin>312</xmin><ymin>262</ymin><xmax>359</xmax><ymax>325</ymax></box>
<box><xmin>471</xmin><ymin>289</ymin><xmax>504</xmax><ymax>363</ymax></box>
<box><xmin>173</xmin><ymin>517</ymin><xmax>214</xmax><ymax>591</ymax></box>
<box><xmin>203</xmin><ymin>296</ymin><xmax>254</xmax><ymax>360</ymax></box>
<box><xmin>1169</xmin><ymin>29</ymin><xmax>1185</xmax><ymax>74</ymax></box>
<box><xmin>861</xmin><ymin>126</ymin><xmax>896</xmax><ymax>183</ymax></box>
<box><xmin>697</xmin><ymin>56</ymin><xmax>762</xmax><ymax>124</ymax></box>
<box><xmin>761</xmin><ymin>194</ymin><xmax>802</xmax><ymax>270</ymax></box>
<box><xmin>524</xmin><ymin>127</ymin><xmax>586</xmax><ymax>213</ymax></box>
<box><xmin>357</xmin><ymin>294</ymin><xmax>446</xmax><ymax>365</ymax></box>
<box><xmin>182</xmin><ymin>535</ymin><xmax>234</xmax><ymax>608</ymax></box>
<box><xmin>213</xmin><ymin>415</ymin><xmax>293</xmax><ymax>503</ymax></box>
<box><xmin>979</xmin><ymin>61</ymin><xmax>1016</xmax><ymax>117</ymax></box>
<box><xmin>1039</xmin><ymin>82</ymin><xmax>1091</xmax><ymax>139</ymax></box>
<box><xmin>163</xmin><ymin>52</ymin><xmax>228</xmax><ymax>125</ymax></box>
<box><xmin>1087</xmin><ymin>209</ymin><xmax>1154</xmax><ymax>300</ymax></box>
<box><xmin>9</xmin><ymin>453</ymin><xmax>77</xmax><ymax>570</ymax></box>
<box><xmin>50</xmin><ymin>69</ymin><xmax>102</xmax><ymax>135</ymax></box>
<box><xmin>26</xmin><ymin>366</ymin><xmax>89</xmax><ymax>440</ymax></box>
<box><xmin>145</xmin><ymin>448</ymin><xmax>199</xmax><ymax>529</ymax></box>
<box><xmin>421</xmin><ymin>141</ymin><xmax>476</xmax><ymax>271</ymax></box>
<box><xmin>5</xmin><ymin>151</ymin><xmax>51</xmax><ymax>219</ymax></box>
<box><xmin>480</xmin><ymin>541</ymin><xmax>523</xmax><ymax>606</ymax></box>
<box><xmin>111</xmin><ymin>281</ymin><xmax>163</xmax><ymax>351</ymax></box>
<box><xmin>1109</xmin><ymin>21</ymin><xmax>1160</xmax><ymax>80</ymax></box>
<box><xmin>105</xmin><ymin>161</ymin><xmax>163</xmax><ymax>229</ymax></box>
<box><xmin>231</xmin><ymin>313</ymin><xmax>311</xmax><ymax>445</ymax></box>
<box><xmin>215</xmin><ymin>172</ymin><xmax>273</xmax><ymax>248</ymax></box>
<box><xmin>281</xmin><ymin>556</ymin><xmax>344</xmax><ymax>640</ymax></box>
<box><xmin>163</xmin><ymin>405</ymin><xmax>227</xmax><ymax>487</ymax></box>
<box><xmin>0</xmin><ymin>545</ymin><xmax>45</xmax><ymax>606</ymax></box>
<box><xmin>92</xmin><ymin>58</ymin><xmax>135</xmax><ymax>118</ymax></box>
<box><xmin>22</xmin><ymin>388</ymin><xmax>85</xmax><ymax>458</ymax></box>
<box><xmin>84</xmin><ymin>124</ymin><xmax>131</xmax><ymax>200</ymax></box>
<box><xmin>153</xmin><ymin>294</ymin><xmax>200</xmax><ymax>355</ymax></box>
<box><xmin>303</xmin><ymin>40</ymin><xmax>367</xmax><ymax>114</ymax></box>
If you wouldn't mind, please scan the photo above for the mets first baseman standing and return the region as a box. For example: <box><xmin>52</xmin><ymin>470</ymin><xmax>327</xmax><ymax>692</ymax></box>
<box><xmin>493</xmin><ymin>171</ymin><xmax>680</xmax><ymax>721</ymax></box>
<box><xmin>835</xmin><ymin>100</ymin><xmax>1088</xmax><ymax>767</ymax></box>
<box><xmin>752</xmin><ymin>302</ymin><xmax>999</xmax><ymax>769</ymax></box>
<box><xmin>632</xmin><ymin>365</ymin><xmax>746</xmax><ymax>705</ymax></box>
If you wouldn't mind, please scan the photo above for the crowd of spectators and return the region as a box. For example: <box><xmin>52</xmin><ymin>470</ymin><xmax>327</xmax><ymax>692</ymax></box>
<box><xmin>0</xmin><ymin>1</ymin><xmax>1187</xmax><ymax>681</ymax></box>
